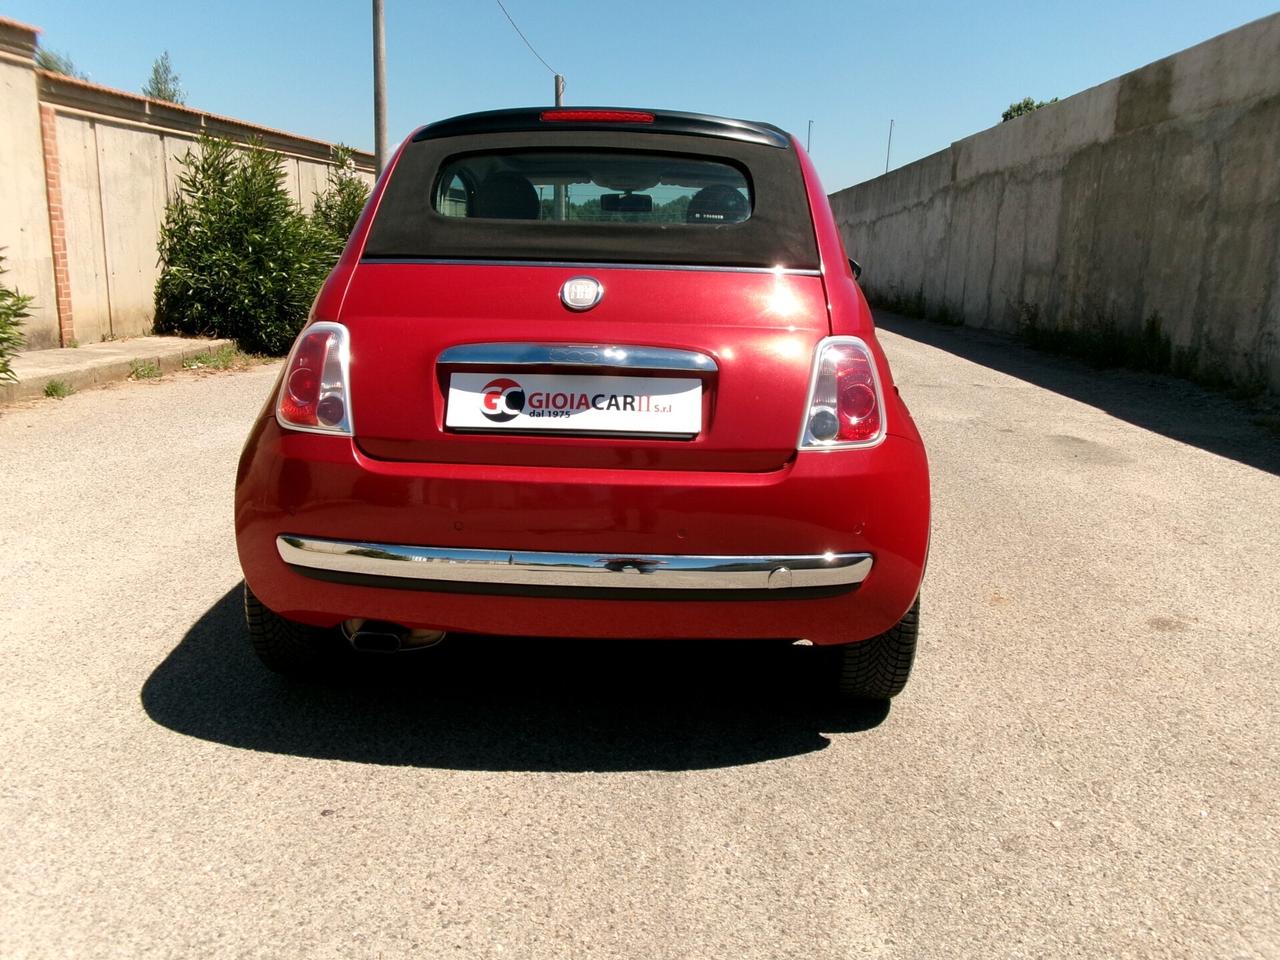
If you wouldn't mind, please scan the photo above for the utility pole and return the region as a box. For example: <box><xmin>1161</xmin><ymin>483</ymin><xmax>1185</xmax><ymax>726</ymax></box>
<box><xmin>553</xmin><ymin>74</ymin><xmax>566</xmax><ymax>220</ymax></box>
<box><xmin>884</xmin><ymin>118</ymin><xmax>894</xmax><ymax>175</ymax></box>
<box><xmin>373</xmin><ymin>0</ymin><xmax>388</xmax><ymax>172</ymax></box>
<box><xmin>807</xmin><ymin>119</ymin><xmax>813</xmax><ymax>153</ymax></box>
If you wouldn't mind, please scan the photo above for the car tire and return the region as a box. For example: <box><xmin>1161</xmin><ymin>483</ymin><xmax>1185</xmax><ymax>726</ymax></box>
<box><xmin>835</xmin><ymin>598</ymin><xmax>920</xmax><ymax>699</ymax></box>
<box><xmin>243</xmin><ymin>583</ymin><xmax>332</xmax><ymax>674</ymax></box>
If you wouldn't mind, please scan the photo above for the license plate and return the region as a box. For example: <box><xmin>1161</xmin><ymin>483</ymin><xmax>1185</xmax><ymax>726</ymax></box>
<box><xmin>446</xmin><ymin>373</ymin><xmax>702</xmax><ymax>434</ymax></box>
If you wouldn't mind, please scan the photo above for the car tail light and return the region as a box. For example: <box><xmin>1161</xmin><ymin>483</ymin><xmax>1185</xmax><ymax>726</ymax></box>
<box><xmin>276</xmin><ymin>322</ymin><xmax>353</xmax><ymax>435</ymax></box>
<box><xmin>540</xmin><ymin>109</ymin><xmax>655</xmax><ymax>123</ymax></box>
<box><xmin>799</xmin><ymin>337</ymin><xmax>886</xmax><ymax>449</ymax></box>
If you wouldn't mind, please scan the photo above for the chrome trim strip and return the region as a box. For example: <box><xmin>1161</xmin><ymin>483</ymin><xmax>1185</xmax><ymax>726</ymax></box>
<box><xmin>277</xmin><ymin>536</ymin><xmax>872</xmax><ymax>591</ymax></box>
<box><xmin>438</xmin><ymin>342</ymin><xmax>717</xmax><ymax>372</ymax></box>
<box><xmin>359</xmin><ymin>257</ymin><xmax>822</xmax><ymax>276</ymax></box>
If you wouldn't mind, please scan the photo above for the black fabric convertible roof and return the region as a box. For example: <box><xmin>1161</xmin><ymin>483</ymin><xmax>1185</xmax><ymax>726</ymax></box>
<box><xmin>362</xmin><ymin>109</ymin><xmax>820</xmax><ymax>269</ymax></box>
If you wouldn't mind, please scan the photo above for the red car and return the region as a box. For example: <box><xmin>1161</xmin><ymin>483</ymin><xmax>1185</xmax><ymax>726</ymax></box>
<box><xmin>235</xmin><ymin>107</ymin><xmax>930</xmax><ymax>699</ymax></box>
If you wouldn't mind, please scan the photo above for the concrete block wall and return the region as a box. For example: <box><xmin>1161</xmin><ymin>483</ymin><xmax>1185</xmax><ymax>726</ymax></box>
<box><xmin>0</xmin><ymin>16</ymin><xmax>376</xmax><ymax>351</ymax></box>
<box><xmin>0</xmin><ymin>19</ymin><xmax>58</xmax><ymax>342</ymax></box>
<box><xmin>829</xmin><ymin>12</ymin><xmax>1280</xmax><ymax>393</ymax></box>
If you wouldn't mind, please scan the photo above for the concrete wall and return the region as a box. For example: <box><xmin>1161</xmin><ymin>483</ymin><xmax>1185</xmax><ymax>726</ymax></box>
<box><xmin>0</xmin><ymin>17</ymin><xmax>376</xmax><ymax>350</ymax></box>
<box><xmin>829</xmin><ymin>12</ymin><xmax>1280</xmax><ymax>394</ymax></box>
<box><xmin>0</xmin><ymin>20</ymin><xmax>58</xmax><ymax>344</ymax></box>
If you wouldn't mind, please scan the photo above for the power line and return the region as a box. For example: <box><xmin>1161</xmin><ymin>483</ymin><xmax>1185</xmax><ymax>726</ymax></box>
<box><xmin>494</xmin><ymin>0</ymin><xmax>558</xmax><ymax>76</ymax></box>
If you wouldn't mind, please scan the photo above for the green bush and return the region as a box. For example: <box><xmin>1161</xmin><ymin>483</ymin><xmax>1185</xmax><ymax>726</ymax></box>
<box><xmin>154</xmin><ymin>135</ymin><xmax>333</xmax><ymax>355</ymax></box>
<box><xmin>0</xmin><ymin>253</ymin><xmax>31</xmax><ymax>383</ymax></box>
<box><xmin>311</xmin><ymin>145</ymin><xmax>371</xmax><ymax>258</ymax></box>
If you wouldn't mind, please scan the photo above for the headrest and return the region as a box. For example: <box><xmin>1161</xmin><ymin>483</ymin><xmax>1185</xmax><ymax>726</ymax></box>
<box><xmin>473</xmin><ymin>173</ymin><xmax>540</xmax><ymax>220</ymax></box>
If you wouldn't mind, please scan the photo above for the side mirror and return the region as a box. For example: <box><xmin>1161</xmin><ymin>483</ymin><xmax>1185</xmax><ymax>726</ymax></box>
<box><xmin>849</xmin><ymin>258</ymin><xmax>863</xmax><ymax>280</ymax></box>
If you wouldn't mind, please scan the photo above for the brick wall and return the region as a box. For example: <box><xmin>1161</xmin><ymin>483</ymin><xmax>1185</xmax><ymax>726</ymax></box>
<box><xmin>39</xmin><ymin>103</ymin><xmax>74</xmax><ymax>346</ymax></box>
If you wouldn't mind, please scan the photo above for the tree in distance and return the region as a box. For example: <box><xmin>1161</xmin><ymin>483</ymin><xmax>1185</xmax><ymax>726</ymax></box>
<box><xmin>35</xmin><ymin>47</ymin><xmax>87</xmax><ymax>79</ymax></box>
<box><xmin>142</xmin><ymin>51</ymin><xmax>185</xmax><ymax>104</ymax></box>
<box><xmin>1002</xmin><ymin>96</ymin><xmax>1060</xmax><ymax>122</ymax></box>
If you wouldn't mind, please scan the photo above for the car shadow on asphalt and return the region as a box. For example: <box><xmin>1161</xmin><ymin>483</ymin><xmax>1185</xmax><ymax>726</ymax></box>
<box><xmin>140</xmin><ymin>586</ymin><xmax>890</xmax><ymax>772</ymax></box>
<box><xmin>876</xmin><ymin>311</ymin><xmax>1280</xmax><ymax>476</ymax></box>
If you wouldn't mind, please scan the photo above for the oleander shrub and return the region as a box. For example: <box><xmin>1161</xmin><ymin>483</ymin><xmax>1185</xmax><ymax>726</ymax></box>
<box><xmin>0</xmin><ymin>253</ymin><xmax>31</xmax><ymax>383</ymax></box>
<box><xmin>154</xmin><ymin>135</ymin><xmax>332</xmax><ymax>355</ymax></box>
<box><xmin>311</xmin><ymin>145</ymin><xmax>371</xmax><ymax>258</ymax></box>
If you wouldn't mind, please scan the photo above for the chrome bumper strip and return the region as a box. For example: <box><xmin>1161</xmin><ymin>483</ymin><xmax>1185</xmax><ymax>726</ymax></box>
<box><xmin>438</xmin><ymin>342</ymin><xmax>717</xmax><ymax>373</ymax></box>
<box><xmin>277</xmin><ymin>536</ymin><xmax>872</xmax><ymax>591</ymax></box>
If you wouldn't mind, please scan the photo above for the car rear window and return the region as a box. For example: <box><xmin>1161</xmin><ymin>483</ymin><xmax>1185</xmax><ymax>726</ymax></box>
<box><xmin>433</xmin><ymin>151</ymin><xmax>752</xmax><ymax>225</ymax></box>
<box><xmin>363</xmin><ymin>130</ymin><xmax>819</xmax><ymax>269</ymax></box>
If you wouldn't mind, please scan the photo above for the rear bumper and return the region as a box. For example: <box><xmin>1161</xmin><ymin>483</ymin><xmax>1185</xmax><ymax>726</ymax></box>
<box><xmin>235</xmin><ymin>417</ymin><xmax>929</xmax><ymax>645</ymax></box>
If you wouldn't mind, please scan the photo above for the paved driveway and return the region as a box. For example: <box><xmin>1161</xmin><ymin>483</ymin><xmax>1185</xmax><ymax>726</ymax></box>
<box><xmin>2</xmin><ymin>316</ymin><xmax>1277</xmax><ymax>959</ymax></box>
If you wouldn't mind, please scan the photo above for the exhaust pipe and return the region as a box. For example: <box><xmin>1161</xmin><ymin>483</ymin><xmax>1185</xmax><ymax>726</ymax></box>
<box><xmin>342</xmin><ymin>618</ymin><xmax>446</xmax><ymax>653</ymax></box>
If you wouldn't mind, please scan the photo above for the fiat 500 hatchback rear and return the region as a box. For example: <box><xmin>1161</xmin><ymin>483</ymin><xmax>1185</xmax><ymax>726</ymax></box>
<box><xmin>235</xmin><ymin>107</ymin><xmax>930</xmax><ymax>699</ymax></box>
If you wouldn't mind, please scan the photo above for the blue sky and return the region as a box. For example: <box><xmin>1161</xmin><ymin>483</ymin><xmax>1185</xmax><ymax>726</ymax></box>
<box><xmin>12</xmin><ymin>0</ymin><xmax>1278</xmax><ymax>190</ymax></box>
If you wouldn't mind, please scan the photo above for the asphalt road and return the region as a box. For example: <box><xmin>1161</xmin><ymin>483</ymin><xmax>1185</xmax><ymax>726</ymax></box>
<box><xmin>3</xmin><ymin>316</ymin><xmax>1278</xmax><ymax>959</ymax></box>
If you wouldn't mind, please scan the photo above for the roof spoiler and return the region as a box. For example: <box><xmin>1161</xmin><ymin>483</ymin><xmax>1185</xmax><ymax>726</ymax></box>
<box><xmin>412</xmin><ymin>107</ymin><xmax>791</xmax><ymax>149</ymax></box>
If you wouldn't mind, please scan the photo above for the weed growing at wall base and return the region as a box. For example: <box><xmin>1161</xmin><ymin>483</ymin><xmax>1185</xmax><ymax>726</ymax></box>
<box><xmin>182</xmin><ymin>344</ymin><xmax>261</xmax><ymax>371</ymax></box>
<box><xmin>44</xmin><ymin>379</ymin><xmax>74</xmax><ymax>399</ymax></box>
<box><xmin>1016</xmin><ymin>303</ymin><xmax>1181</xmax><ymax>373</ymax></box>
<box><xmin>864</xmin><ymin>282</ymin><xmax>961</xmax><ymax>326</ymax></box>
<box><xmin>864</xmin><ymin>280</ymin><xmax>1270</xmax><ymax>399</ymax></box>
<box><xmin>130</xmin><ymin>359</ymin><xmax>161</xmax><ymax>380</ymax></box>
<box><xmin>1016</xmin><ymin>302</ymin><xmax>1198</xmax><ymax>378</ymax></box>
<box><xmin>1015</xmin><ymin>303</ymin><xmax>1269</xmax><ymax>399</ymax></box>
